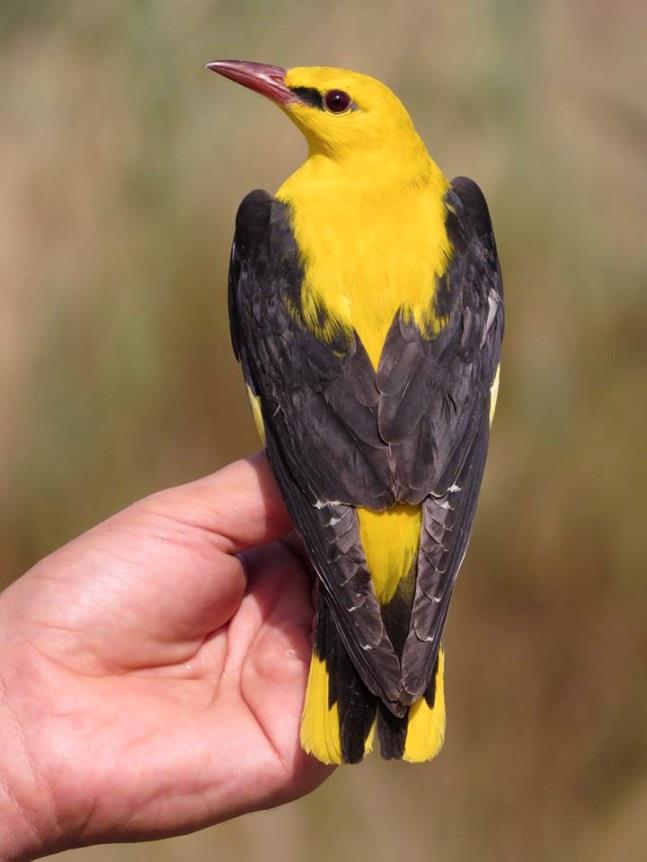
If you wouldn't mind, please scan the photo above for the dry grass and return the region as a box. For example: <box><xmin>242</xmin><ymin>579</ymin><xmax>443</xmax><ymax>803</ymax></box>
<box><xmin>2</xmin><ymin>2</ymin><xmax>646</xmax><ymax>860</ymax></box>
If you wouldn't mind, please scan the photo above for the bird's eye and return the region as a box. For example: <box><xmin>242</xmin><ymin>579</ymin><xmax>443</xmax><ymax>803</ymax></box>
<box><xmin>324</xmin><ymin>89</ymin><xmax>352</xmax><ymax>113</ymax></box>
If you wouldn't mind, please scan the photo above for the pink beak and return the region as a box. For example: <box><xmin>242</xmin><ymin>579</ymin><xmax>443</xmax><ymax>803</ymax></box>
<box><xmin>206</xmin><ymin>59</ymin><xmax>296</xmax><ymax>107</ymax></box>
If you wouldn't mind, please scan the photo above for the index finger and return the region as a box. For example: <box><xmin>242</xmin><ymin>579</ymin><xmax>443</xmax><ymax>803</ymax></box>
<box><xmin>145</xmin><ymin>452</ymin><xmax>293</xmax><ymax>555</ymax></box>
<box><xmin>6</xmin><ymin>454</ymin><xmax>294</xmax><ymax>667</ymax></box>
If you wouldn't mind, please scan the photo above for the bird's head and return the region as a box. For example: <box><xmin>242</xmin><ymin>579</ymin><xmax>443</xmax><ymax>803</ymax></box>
<box><xmin>207</xmin><ymin>60</ymin><xmax>422</xmax><ymax>161</ymax></box>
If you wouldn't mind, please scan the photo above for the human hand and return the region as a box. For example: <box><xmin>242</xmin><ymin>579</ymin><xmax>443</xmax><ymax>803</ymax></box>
<box><xmin>0</xmin><ymin>454</ymin><xmax>331</xmax><ymax>860</ymax></box>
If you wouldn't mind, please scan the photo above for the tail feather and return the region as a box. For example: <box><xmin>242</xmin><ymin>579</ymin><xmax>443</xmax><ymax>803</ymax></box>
<box><xmin>403</xmin><ymin>649</ymin><xmax>446</xmax><ymax>763</ymax></box>
<box><xmin>301</xmin><ymin>594</ymin><xmax>447</xmax><ymax>765</ymax></box>
<box><xmin>300</xmin><ymin>655</ymin><xmax>343</xmax><ymax>765</ymax></box>
<box><xmin>376</xmin><ymin>703</ymin><xmax>407</xmax><ymax>759</ymax></box>
<box><xmin>375</xmin><ymin>649</ymin><xmax>445</xmax><ymax>762</ymax></box>
<box><xmin>300</xmin><ymin>595</ymin><xmax>376</xmax><ymax>765</ymax></box>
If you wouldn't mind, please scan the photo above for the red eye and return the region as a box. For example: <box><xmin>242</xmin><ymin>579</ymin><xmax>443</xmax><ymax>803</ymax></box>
<box><xmin>324</xmin><ymin>89</ymin><xmax>351</xmax><ymax>113</ymax></box>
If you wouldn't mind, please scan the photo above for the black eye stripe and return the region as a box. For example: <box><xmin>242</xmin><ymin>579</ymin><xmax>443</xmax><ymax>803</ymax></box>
<box><xmin>289</xmin><ymin>86</ymin><xmax>324</xmax><ymax>109</ymax></box>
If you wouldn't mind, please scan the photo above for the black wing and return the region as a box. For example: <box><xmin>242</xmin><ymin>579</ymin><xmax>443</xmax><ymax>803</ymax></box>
<box><xmin>228</xmin><ymin>190</ymin><xmax>403</xmax><ymax>711</ymax></box>
<box><xmin>227</xmin><ymin>178</ymin><xmax>503</xmax><ymax>711</ymax></box>
<box><xmin>379</xmin><ymin>176</ymin><xmax>504</xmax><ymax>699</ymax></box>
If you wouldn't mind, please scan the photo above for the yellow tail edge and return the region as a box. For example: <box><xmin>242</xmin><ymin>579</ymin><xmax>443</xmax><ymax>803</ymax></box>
<box><xmin>300</xmin><ymin>649</ymin><xmax>445</xmax><ymax>764</ymax></box>
<box><xmin>300</xmin><ymin>656</ymin><xmax>375</xmax><ymax>765</ymax></box>
<box><xmin>403</xmin><ymin>648</ymin><xmax>446</xmax><ymax>763</ymax></box>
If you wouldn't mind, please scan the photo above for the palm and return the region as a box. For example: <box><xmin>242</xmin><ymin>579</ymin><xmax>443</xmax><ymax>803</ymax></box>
<box><xmin>0</xmin><ymin>456</ymin><xmax>330</xmax><ymax>851</ymax></box>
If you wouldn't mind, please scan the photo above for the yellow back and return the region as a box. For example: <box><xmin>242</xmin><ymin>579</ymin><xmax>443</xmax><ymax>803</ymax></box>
<box><xmin>277</xmin><ymin>158</ymin><xmax>450</xmax><ymax>368</ymax></box>
<box><xmin>276</xmin><ymin>65</ymin><xmax>452</xmax><ymax>369</ymax></box>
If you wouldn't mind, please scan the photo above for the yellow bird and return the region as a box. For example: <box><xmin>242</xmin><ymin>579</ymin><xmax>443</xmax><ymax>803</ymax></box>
<box><xmin>207</xmin><ymin>60</ymin><xmax>504</xmax><ymax>764</ymax></box>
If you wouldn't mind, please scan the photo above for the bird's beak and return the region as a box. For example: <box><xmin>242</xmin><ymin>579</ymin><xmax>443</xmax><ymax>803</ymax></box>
<box><xmin>206</xmin><ymin>60</ymin><xmax>296</xmax><ymax>107</ymax></box>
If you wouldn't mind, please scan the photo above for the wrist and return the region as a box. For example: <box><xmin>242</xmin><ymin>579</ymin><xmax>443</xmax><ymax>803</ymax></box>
<box><xmin>0</xmin><ymin>784</ymin><xmax>40</xmax><ymax>862</ymax></box>
<box><xmin>0</xmin><ymin>606</ymin><xmax>48</xmax><ymax>862</ymax></box>
<box><xmin>0</xmin><ymin>730</ymin><xmax>45</xmax><ymax>862</ymax></box>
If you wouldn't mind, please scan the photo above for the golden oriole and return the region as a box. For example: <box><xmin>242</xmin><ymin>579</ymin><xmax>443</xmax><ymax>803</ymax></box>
<box><xmin>207</xmin><ymin>60</ymin><xmax>504</xmax><ymax>765</ymax></box>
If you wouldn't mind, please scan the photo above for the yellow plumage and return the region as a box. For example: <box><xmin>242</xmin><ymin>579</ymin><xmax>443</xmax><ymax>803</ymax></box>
<box><xmin>490</xmin><ymin>365</ymin><xmax>501</xmax><ymax>424</ymax></box>
<box><xmin>403</xmin><ymin>649</ymin><xmax>446</xmax><ymax>762</ymax></box>
<box><xmin>245</xmin><ymin>385</ymin><xmax>265</xmax><ymax>444</ymax></box>
<box><xmin>300</xmin><ymin>657</ymin><xmax>377</xmax><ymax>764</ymax></box>
<box><xmin>300</xmin><ymin>656</ymin><xmax>342</xmax><ymax>765</ymax></box>
<box><xmin>301</xmin><ymin>647</ymin><xmax>446</xmax><ymax>766</ymax></box>
<box><xmin>357</xmin><ymin>504</ymin><xmax>421</xmax><ymax>605</ymax></box>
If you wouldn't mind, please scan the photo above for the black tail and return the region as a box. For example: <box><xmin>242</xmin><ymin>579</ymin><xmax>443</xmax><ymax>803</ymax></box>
<box><xmin>376</xmin><ymin>703</ymin><xmax>408</xmax><ymax>759</ymax></box>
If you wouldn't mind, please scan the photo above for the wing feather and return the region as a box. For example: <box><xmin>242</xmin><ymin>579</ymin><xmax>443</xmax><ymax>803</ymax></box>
<box><xmin>229</xmin><ymin>190</ymin><xmax>403</xmax><ymax>711</ymax></box>
<box><xmin>387</xmin><ymin>176</ymin><xmax>504</xmax><ymax>697</ymax></box>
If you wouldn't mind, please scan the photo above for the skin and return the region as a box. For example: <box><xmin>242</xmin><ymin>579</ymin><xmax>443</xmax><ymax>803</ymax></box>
<box><xmin>0</xmin><ymin>454</ymin><xmax>331</xmax><ymax>860</ymax></box>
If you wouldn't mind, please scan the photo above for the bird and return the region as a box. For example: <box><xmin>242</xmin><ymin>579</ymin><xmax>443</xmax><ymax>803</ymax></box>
<box><xmin>207</xmin><ymin>60</ymin><xmax>504</xmax><ymax>765</ymax></box>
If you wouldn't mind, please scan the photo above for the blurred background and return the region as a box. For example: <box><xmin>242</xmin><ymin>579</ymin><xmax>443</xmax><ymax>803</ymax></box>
<box><xmin>1</xmin><ymin>1</ymin><xmax>646</xmax><ymax>860</ymax></box>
